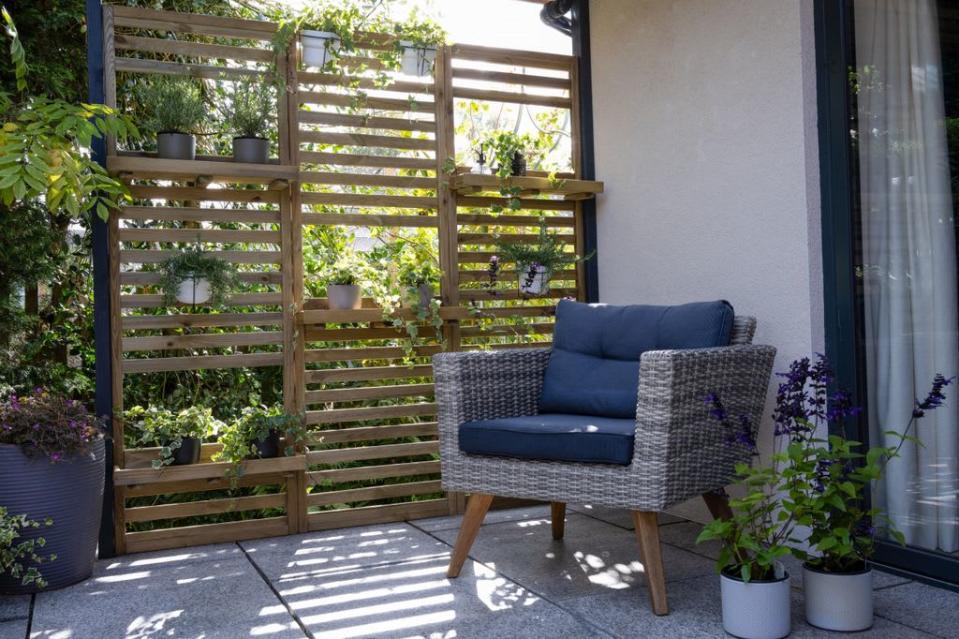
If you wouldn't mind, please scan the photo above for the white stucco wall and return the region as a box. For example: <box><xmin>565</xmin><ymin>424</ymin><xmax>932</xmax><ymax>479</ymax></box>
<box><xmin>590</xmin><ymin>0</ymin><xmax>824</xmax><ymax>521</ymax></box>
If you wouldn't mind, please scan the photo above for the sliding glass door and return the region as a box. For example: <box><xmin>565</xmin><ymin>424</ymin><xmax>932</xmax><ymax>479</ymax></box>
<box><xmin>824</xmin><ymin>0</ymin><xmax>959</xmax><ymax>581</ymax></box>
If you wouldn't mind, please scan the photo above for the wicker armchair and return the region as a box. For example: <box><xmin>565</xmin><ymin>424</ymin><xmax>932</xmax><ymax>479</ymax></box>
<box><xmin>433</xmin><ymin>313</ymin><xmax>775</xmax><ymax>615</ymax></box>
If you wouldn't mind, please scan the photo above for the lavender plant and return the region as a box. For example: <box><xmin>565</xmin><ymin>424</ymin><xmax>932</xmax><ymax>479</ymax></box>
<box><xmin>0</xmin><ymin>389</ymin><xmax>104</xmax><ymax>462</ymax></box>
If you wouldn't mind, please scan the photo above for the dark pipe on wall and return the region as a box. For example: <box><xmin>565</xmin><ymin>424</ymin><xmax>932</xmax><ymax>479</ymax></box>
<box><xmin>541</xmin><ymin>0</ymin><xmax>575</xmax><ymax>36</ymax></box>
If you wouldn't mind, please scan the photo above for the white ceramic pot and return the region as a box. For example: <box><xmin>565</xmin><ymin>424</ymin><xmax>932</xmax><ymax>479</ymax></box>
<box><xmin>175</xmin><ymin>277</ymin><xmax>211</xmax><ymax>305</ymax></box>
<box><xmin>327</xmin><ymin>283</ymin><xmax>361</xmax><ymax>310</ymax></box>
<box><xmin>803</xmin><ymin>564</ymin><xmax>873</xmax><ymax>632</ymax></box>
<box><xmin>301</xmin><ymin>30</ymin><xmax>340</xmax><ymax>68</ymax></box>
<box><xmin>720</xmin><ymin>568</ymin><xmax>791</xmax><ymax>639</ymax></box>
<box><xmin>400</xmin><ymin>42</ymin><xmax>436</xmax><ymax>76</ymax></box>
<box><xmin>518</xmin><ymin>265</ymin><xmax>549</xmax><ymax>296</ymax></box>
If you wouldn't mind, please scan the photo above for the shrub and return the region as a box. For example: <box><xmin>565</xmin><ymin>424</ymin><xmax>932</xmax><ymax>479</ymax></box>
<box><xmin>224</xmin><ymin>79</ymin><xmax>274</xmax><ymax>139</ymax></box>
<box><xmin>0</xmin><ymin>389</ymin><xmax>104</xmax><ymax>462</ymax></box>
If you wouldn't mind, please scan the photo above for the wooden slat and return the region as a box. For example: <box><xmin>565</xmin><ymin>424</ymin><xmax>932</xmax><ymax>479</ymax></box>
<box><xmin>458</xmin><ymin>269</ymin><xmax>576</xmax><ymax>283</ymax></box>
<box><xmin>301</xmin><ymin>213</ymin><xmax>437</xmax><ymax>228</ymax></box>
<box><xmin>305</xmin><ymin>365</ymin><xmax>432</xmax><ymax>384</ymax></box>
<box><xmin>117</xmin><ymin>228</ymin><xmax>280</xmax><ymax>244</ymax></box>
<box><xmin>305</xmin><ymin>345</ymin><xmax>442</xmax><ymax>362</ymax></box>
<box><xmin>109</xmin><ymin>156</ymin><xmax>296</xmax><ymax>183</ymax></box>
<box><xmin>122</xmin><ymin>312</ymin><xmax>283</xmax><ymax>330</ymax></box>
<box><xmin>308</xmin><ymin>440</ymin><xmax>437</xmax><ymax>465</ymax></box>
<box><xmin>298</xmin><ymin>71</ymin><xmax>433</xmax><ymax>94</ymax></box>
<box><xmin>114</xmin><ymin>455</ymin><xmax>304</xmax><ymax>486</ymax></box>
<box><xmin>304</xmin><ymin>325</ymin><xmax>438</xmax><ymax>342</ymax></box>
<box><xmin>119</xmin><ymin>206</ymin><xmax>280</xmax><ymax>223</ymax></box>
<box><xmin>457</xmin><ymin>212</ymin><xmax>575</xmax><ymax>227</ymax></box>
<box><xmin>312</xmin><ymin>421</ymin><xmax>437</xmax><ymax>444</ymax></box>
<box><xmin>451</xmin><ymin>43</ymin><xmax>572</xmax><ymax>70</ymax></box>
<box><xmin>114</xmin><ymin>33</ymin><xmax>273</xmax><ymax>63</ymax></box>
<box><xmin>300</xmin><ymin>171</ymin><xmax>436</xmax><ymax>189</ymax></box>
<box><xmin>459</xmin><ymin>323</ymin><xmax>555</xmax><ymax>337</ymax></box>
<box><xmin>121</xmin><ymin>473</ymin><xmax>287</xmax><ymax>499</ymax></box>
<box><xmin>308</xmin><ymin>480</ymin><xmax>443</xmax><ymax>507</ymax></box>
<box><xmin>451</xmin><ymin>66</ymin><xmax>569</xmax><ymax>89</ymax></box>
<box><xmin>309</xmin><ymin>460</ymin><xmax>440</xmax><ymax>483</ymax></box>
<box><xmin>301</xmin><ymin>193</ymin><xmax>436</xmax><ymax>209</ymax></box>
<box><xmin>299</xmin><ymin>91</ymin><xmax>434</xmax><ymax>112</ymax></box>
<box><xmin>122</xmin><ymin>351</ymin><xmax>283</xmax><ymax>373</ymax></box>
<box><xmin>124</xmin><ymin>517</ymin><xmax>289</xmax><ymax>554</ymax></box>
<box><xmin>301</xmin><ymin>151</ymin><xmax>435</xmax><ymax>170</ymax></box>
<box><xmin>458</xmin><ymin>232</ymin><xmax>574</xmax><ymax>245</ymax></box>
<box><xmin>459</xmin><ymin>288</ymin><xmax>576</xmax><ymax>301</ymax></box>
<box><xmin>306</xmin><ymin>402</ymin><xmax>436</xmax><ymax>425</ymax></box>
<box><xmin>128</xmin><ymin>185</ymin><xmax>280</xmax><ymax>204</ymax></box>
<box><xmin>305</xmin><ymin>383</ymin><xmax>434</xmax><ymax>403</ymax></box>
<box><xmin>299</xmin><ymin>131</ymin><xmax>435</xmax><ymax>151</ymax></box>
<box><xmin>112</xmin><ymin>5</ymin><xmax>276</xmax><ymax>41</ymax></box>
<box><xmin>120</xmin><ymin>292</ymin><xmax>281</xmax><ymax>308</ymax></box>
<box><xmin>452</xmin><ymin>86</ymin><xmax>570</xmax><ymax>109</ymax></box>
<box><xmin>124</xmin><ymin>493</ymin><xmax>285</xmax><ymax>523</ymax></box>
<box><xmin>120</xmin><ymin>271</ymin><xmax>280</xmax><ymax>286</ymax></box>
<box><xmin>298</xmin><ymin>110</ymin><xmax>436</xmax><ymax>133</ymax></box>
<box><xmin>307</xmin><ymin>499</ymin><xmax>449</xmax><ymax>531</ymax></box>
<box><xmin>115</xmin><ymin>56</ymin><xmax>264</xmax><ymax>80</ymax></box>
<box><xmin>457</xmin><ymin>196</ymin><xmax>575</xmax><ymax>211</ymax></box>
<box><xmin>120</xmin><ymin>249</ymin><xmax>280</xmax><ymax>264</ymax></box>
<box><xmin>122</xmin><ymin>331</ymin><xmax>283</xmax><ymax>352</ymax></box>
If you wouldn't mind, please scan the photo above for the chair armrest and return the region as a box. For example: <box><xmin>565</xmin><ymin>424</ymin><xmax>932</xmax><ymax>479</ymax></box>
<box><xmin>632</xmin><ymin>345</ymin><xmax>776</xmax><ymax>500</ymax></box>
<box><xmin>433</xmin><ymin>348</ymin><xmax>551</xmax><ymax>454</ymax></box>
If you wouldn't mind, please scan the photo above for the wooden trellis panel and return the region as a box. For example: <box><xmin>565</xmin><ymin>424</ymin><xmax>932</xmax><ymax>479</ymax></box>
<box><xmin>101</xmin><ymin>5</ymin><xmax>601</xmax><ymax>553</ymax></box>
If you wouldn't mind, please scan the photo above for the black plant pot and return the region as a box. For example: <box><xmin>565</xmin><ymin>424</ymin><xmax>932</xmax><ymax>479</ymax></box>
<box><xmin>0</xmin><ymin>440</ymin><xmax>105</xmax><ymax>594</ymax></box>
<box><xmin>157</xmin><ymin>131</ymin><xmax>196</xmax><ymax>160</ymax></box>
<box><xmin>232</xmin><ymin>136</ymin><xmax>270</xmax><ymax>164</ymax></box>
<box><xmin>170</xmin><ymin>436</ymin><xmax>202</xmax><ymax>465</ymax></box>
<box><xmin>510</xmin><ymin>151</ymin><xmax>527</xmax><ymax>176</ymax></box>
<box><xmin>251</xmin><ymin>429</ymin><xmax>280</xmax><ymax>459</ymax></box>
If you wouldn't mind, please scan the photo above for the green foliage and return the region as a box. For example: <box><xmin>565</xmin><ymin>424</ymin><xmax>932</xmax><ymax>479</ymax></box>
<box><xmin>394</xmin><ymin>10</ymin><xmax>446</xmax><ymax>48</ymax></box>
<box><xmin>138</xmin><ymin>77</ymin><xmax>208</xmax><ymax>135</ymax></box>
<box><xmin>159</xmin><ymin>247</ymin><xmax>239</xmax><ymax>307</ymax></box>
<box><xmin>318</xmin><ymin>248</ymin><xmax>367</xmax><ymax>286</ymax></box>
<box><xmin>494</xmin><ymin>218</ymin><xmax>593</xmax><ymax>278</ymax></box>
<box><xmin>481</xmin><ymin>130</ymin><xmax>534</xmax><ymax>179</ymax></box>
<box><xmin>125</xmin><ymin>405</ymin><xmax>223</xmax><ymax>469</ymax></box>
<box><xmin>0</xmin><ymin>506</ymin><xmax>54</xmax><ymax>589</ymax></box>
<box><xmin>223</xmin><ymin>79</ymin><xmax>274</xmax><ymax>139</ymax></box>
<box><xmin>213</xmin><ymin>405</ymin><xmax>306</xmax><ymax>480</ymax></box>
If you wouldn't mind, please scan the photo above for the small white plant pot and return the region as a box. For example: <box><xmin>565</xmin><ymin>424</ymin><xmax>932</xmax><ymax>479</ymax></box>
<box><xmin>175</xmin><ymin>277</ymin><xmax>211</xmax><ymax>305</ymax></box>
<box><xmin>327</xmin><ymin>284</ymin><xmax>361</xmax><ymax>310</ymax></box>
<box><xmin>803</xmin><ymin>565</ymin><xmax>873</xmax><ymax>632</ymax></box>
<box><xmin>518</xmin><ymin>265</ymin><xmax>550</xmax><ymax>296</ymax></box>
<box><xmin>301</xmin><ymin>30</ymin><xmax>340</xmax><ymax>68</ymax></box>
<box><xmin>720</xmin><ymin>568</ymin><xmax>791</xmax><ymax>639</ymax></box>
<box><xmin>400</xmin><ymin>42</ymin><xmax>437</xmax><ymax>76</ymax></box>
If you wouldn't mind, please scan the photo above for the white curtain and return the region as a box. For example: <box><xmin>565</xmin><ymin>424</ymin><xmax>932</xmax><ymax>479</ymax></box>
<box><xmin>857</xmin><ymin>0</ymin><xmax>959</xmax><ymax>553</ymax></box>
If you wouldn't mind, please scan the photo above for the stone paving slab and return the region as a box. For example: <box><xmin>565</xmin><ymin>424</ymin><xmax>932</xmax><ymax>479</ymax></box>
<box><xmin>413</xmin><ymin>504</ymin><xmax>553</xmax><ymax>532</ymax></box>
<box><xmin>29</xmin><ymin>555</ymin><xmax>305</xmax><ymax>639</ymax></box>
<box><xmin>873</xmin><ymin>580</ymin><xmax>959</xmax><ymax>638</ymax></box>
<box><xmin>0</xmin><ymin>594</ymin><xmax>29</xmax><ymax>622</ymax></box>
<box><xmin>0</xmin><ymin>619</ymin><xmax>27</xmax><ymax>639</ymax></box>
<box><xmin>568</xmin><ymin>503</ymin><xmax>684</xmax><ymax>529</ymax></box>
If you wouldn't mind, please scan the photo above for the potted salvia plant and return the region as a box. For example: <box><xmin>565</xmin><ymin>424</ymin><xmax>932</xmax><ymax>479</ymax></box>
<box><xmin>140</xmin><ymin>77</ymin><xmax>207</xmax><ymax>160</ymax></box>
<box><xmin>322</xmin><ymin>251</ymin><xmax>366</xmax><ymax>310</ymax></box>
<box><xmin>225</xmin><ymin>79</ymin><xmax>274</xmax><ymax>164</ymax></box>
<box><xmin>493</xmin><ymin>219</ymin><xmax>593</xmax><ymax>296</ymax></box>
<box><xmin>213</xmin><ymin>406</ymin><xmax>306</xmax><ymax>481</ymax></box>
<box><xmin>0</xmin><ymin>390</ymin><xmax>105</xmax><ymax>593</ymax></box>
<box><xmin>159</xmin><ymin>246</ymin><xmax>238</xmax><ymax>307</ymax></box>
<box><xmin>771</xmin><ymin>356</ymin><xmax>952</xmax><ymax>632</ymax></box>
<box><xmin>125</xmin><ymin>405</ymin><xmax>223</xmax><ymax>468</ymax></box>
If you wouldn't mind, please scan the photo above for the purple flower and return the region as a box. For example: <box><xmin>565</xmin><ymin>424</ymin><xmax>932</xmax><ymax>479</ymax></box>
<box><xmin>913</xmin><ymin>374</ymin><xmax>955</xmax><ymax>418</ymax></box>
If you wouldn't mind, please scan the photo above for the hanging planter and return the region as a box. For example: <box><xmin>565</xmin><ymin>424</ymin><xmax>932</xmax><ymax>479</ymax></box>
<box><xmin>518</xmin><ymin>263</ymin><xmax>549</xmax><ymax>296</ymax></box>
<box><xmin>175</xmin><ymin>276</ymin><xmax>212</xmax><ymax>306</ymax></box>
<box><xmin>400</xmin><ymin>42</ymin><xmax>437</xmax><ymax>76</ymax></box>
<box><xmin>301</xmin><ymin>30</ymin><xmax>340</xmax><ymax>68</ymax></box>
<box><xmin>803</xmin><ymin>564</ymin><xmax>873</xmax><ymax>632</ymax></box>
<box><xmin>720</xmin><ymin>566</ymin><xmax>792</xmax><ymax>639</ymax></box>
<box><xmin>159</xmin><ymin>247</ymin><xmax>238</xmax><ymax>308</ymax></box>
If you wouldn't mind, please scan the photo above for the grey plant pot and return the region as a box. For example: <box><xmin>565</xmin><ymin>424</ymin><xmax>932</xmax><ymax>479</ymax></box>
<box><xmin>157</xmin><ymin>132</ymin><xmax>196</xmax><ymax>160</ymax></box>
<box><xmin>720</xmin><ymin>568</ymin><xmax>792</xmax><ymax>639</ymax></box>
<box><xmin>251</xmin><ymin>429</ymin><xmax>280</xmax><ymax>459</ymax></box>
<box><xmin>418</xmin><ymin>283</ymin><xmax>434</xmax><ymax>309</ymax></box>
<box><xmin>328</xmin><ymin>283</ymin><xmax>362</xmax><ymax>310</ymax></box>
<box><xmin>0</xmin><ymin>439</ymin><xmax>105</xmax><ymax>594</ymax></box>
<box><xmin>233</xmin><ymin>137</ymin><xmax>270</xmax><ymax>164</ymax></box>
<box><xmin>803</xmin><ymin>564</ymin><xmax>873</xmax><ymax>632</ymax></box>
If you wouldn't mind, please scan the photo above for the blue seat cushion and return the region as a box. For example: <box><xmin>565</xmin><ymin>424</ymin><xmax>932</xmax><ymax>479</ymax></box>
<box><xmin>539</xmin><ymin>300</ymin><xmax>735</xmax><ymax>418</ymax></box>
<box><xmin>458</xmin><ymin>413</ymin><xmax>636</xmax><ymax>465</ymax></box>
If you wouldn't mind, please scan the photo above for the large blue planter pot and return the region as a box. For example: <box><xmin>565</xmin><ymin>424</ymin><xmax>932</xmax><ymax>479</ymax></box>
<box><xmin>0</xmin><ymin>439</ymin><xmax>105</xmax><ymax>594</ymax></box>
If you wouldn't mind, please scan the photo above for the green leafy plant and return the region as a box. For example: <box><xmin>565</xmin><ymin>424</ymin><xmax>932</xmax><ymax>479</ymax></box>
<box><xmin>482</xmin><ymin>130</ymin><xmax>534</xmax><ymax>179</ymax></box>
<box><xmin>125</xmin><ymin>405</ymin><xmax>223</xmax><ymax>469</ymax></box>
<box><xmin>0</xmin><ymin>506</ymin><xmax>54</xmax><ymax>588</ymax></box>
<box><xmin>493</xmin><ymin>219</ymin><xmax>593</xmax><ymax>293</ymax></box>
<box><xmin>223</xmin><ymin>79</ymin><xmax>274</xmax><ymax>139</ymax></box>
<box><xmin>138</xmin><ymin>76</ymin><xmax>207</xmax><ymax>135</ymax></box>
<box><xmin>319</xmin><ymin>249</ymin><xmax>367</xmax><ymax>287</ymax></box>
<box><xmin>213</xmin><ymin>405</ymin><xmax>306</xmax><ymax>480</ymax></box>
<box><xmin>158</xmin><ymin>246</ymin><xmax>239</xmax><ymax>307</ymax></box>
<box><xmin>394</xmin><ymin>12</ymin><xmax>446</xmax><ymax>49</ymax></box>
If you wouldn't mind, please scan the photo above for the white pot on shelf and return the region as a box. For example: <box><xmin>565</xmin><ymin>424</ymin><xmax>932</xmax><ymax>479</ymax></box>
<box><xmin>400</xmin><ymin>41</ymin><xmax>436</xmax><ymax>76</ymax></box>
<box><xmin>175</xmin><ymin>277</ymin><xmax>211</xmax><ymax>305</ymax></box>
<box><xmin>327</xmin><ymin>283</ymin><xmax>362</xmax><ymax>310</ymax></box>
<box><xmin>518</xmin><ymin>264</ymin><xmax>549</xmax><ymax>296</ymax></box>
<box><xmin>301</xmin><ymin>30</ymin><xmax>340</xmax><ymax>68</ymax></box>
<box><xmin>803</xmin><ymin>564</ymin><xmax>873</xmax><ymax>632</ymax></box>
<box><xmin>720</xmin><ymin>566</ymin><xmax>791</xmax><ymax>639</ymax></box>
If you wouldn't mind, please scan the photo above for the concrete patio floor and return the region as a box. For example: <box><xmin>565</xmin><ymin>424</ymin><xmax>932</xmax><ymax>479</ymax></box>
<box><xmin>2</xmin><ymin>504</ymin><xmax>956</xmax><ymax>638</ymax></box>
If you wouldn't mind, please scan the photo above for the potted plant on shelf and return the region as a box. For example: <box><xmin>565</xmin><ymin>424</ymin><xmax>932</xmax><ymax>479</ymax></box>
<box><xmin>159</xmin><ymin>246</ymin><xmax>238</xmax><ymax>307</ymax></box>
<box><xmin>483</xmin><ymin>130</ymin><xmax>535</xmax><ymax>178</ymax></box>
<box><xmin>0</xmin><ymin>389</ymin><xmax>105</xmax><ymax>593</ymax></box>
<box><xmin>398</xmin><ymin>253</ymin><xmax>441</xmax><ymax>310</ymax></box>
<box><xmin>225</xmin><ymin>79</ymin><xmax>274</xmax><ymax>164</ymax></box>
<box><xmin>213</xmin><ymin>405</ymin><xmax>306</xmax><ymax>480</ymax></box>
<box><xmin>125</xmin><ymin>405</ymin><xmax>223</xmax><ymax>469</ymax></box>
<box><xmin>1</xmin><ymin>507</ymin><xmax>54</xmax><ymax>592</ymax></box>
<box><xmin>396</xmin><ymin>18</ymin><xmax>445</xmax><ymax>76</ymax></box>
<box><xmin>493</xmin><ymin>219</ymin><xmax>593</xmax><ymax>296</ymax></box>
<box><xmin>772</xmin><ymin>357</ymin><xmax>952</xmax><ymax>632</ymax></box>
<box><xmin>139</xmin><ymin>77</ymin><xmax>207</xmax><ymax>160</ymax></box>
<box><xmin>321</xmin><ymin>251</ymin><xmax>366</xmax><ymax>310</ymax></box>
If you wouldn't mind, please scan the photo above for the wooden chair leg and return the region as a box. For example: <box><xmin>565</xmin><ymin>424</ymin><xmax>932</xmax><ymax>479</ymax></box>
<box><xmin>632</xmin><ymin>510</ymin><xmax>669</xmax><ymax>616</ymax></box>
<box><xmin>550</xmin><ymin>502</ymin><xmax>566</xmax><ymax>540</ymax></box>
<box><xmin>702</xmin><ymin>489</ymin><xmax>733</xmax><ymax>520</ymax></box>
<box><xmin>447</xmin><ymin>493</ymin><xmax>494</xmax><ymax>578</ymax></box>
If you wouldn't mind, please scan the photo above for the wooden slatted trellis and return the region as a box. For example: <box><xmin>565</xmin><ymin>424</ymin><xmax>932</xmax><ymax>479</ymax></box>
<box><xmin>100</xmin><ymin>5</ymin><xmax>603</xmax><ymax>553</ymax></box>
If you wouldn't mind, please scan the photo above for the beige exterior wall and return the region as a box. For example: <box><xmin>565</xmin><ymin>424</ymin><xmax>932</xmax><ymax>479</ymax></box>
<box><xmin>589</xmin><ymin>0</ymin><xmax>824</xmax><ymax>521</ymax></box>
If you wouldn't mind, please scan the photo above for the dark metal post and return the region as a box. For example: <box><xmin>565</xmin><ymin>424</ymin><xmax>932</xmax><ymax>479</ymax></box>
<box><xmin>571</xmin><ymin>0</ymin><xmax>599</xmax><ymax>302</ymax></box>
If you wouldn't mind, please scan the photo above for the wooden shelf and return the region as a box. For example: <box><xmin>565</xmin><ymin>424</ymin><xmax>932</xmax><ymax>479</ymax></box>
<box><xmin>448</xmin><ymin>174</ymin><xmax>604</xmax><ymax>200</ymax></box>
<box><xmin>113</xmin><ymin>454</ymin><xmax>306</xmax><ymax>486</ymax></box>
<box><xmin>297</xmin><ymin>305</ymin><xmax>557</xmax><ymax>325</ymax></box>
<box><xmin>107</xmin><ymin>155</ymin><xmax>298</xmax><ymax>189</ymax></box>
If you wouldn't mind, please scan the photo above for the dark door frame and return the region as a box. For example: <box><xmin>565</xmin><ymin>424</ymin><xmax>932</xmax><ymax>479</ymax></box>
<box><xmin>814</xmin><ymin>0</ymin><xmax>959</xmax><ymax>588</ymax></box>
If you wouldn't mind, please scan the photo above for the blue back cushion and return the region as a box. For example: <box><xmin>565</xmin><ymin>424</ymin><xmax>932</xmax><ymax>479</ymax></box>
<box><xmin>538</xmin><ymin>300</ymin><xmax>735</xmax><ymax>418</ymax></box>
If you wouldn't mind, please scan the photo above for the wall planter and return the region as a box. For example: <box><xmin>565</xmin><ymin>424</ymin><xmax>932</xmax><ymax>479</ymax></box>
<box><xmin>518</xmin><ymin>264</ymin><xmax>549</xmax><ymax>296</ymax></box>
<box><xmin>0</xmin><ymin>440</ymin><xmax>105</xmax><ymax>594</ymax></box>
<box><xmin>720</xmin><ymin>567</ymin><xmax>791</xmax><ymax>639</ymax></box>
<box><xmin>400</xmin><ymin>43</ymin><xmax>436</xmax><ymax>76</ymax></box>
<box><xmin>328</xmin><ymin>283</ymin><xmax>362</xmax><ymax>310</ymax></box>
<box><xmin>170</xmin><ymin>436</ymin><xmax>202</xmax><ymax>465</ymax></box>
<box><xmin>803</xmin><ymin>564</ymin><xmax>873</xmax><ymax>632</ymax></box>
<box><xmin>157</xmin><ymin>132</ymin><xmax>196</xmax><ymax>160</ymax></box>
<box><xmin>301</xmin><ymin>30</ymin><xmax>340</xmax><ymax>68</ymax></box>
<box><xmin>232</xmin><ymin>136</ymin><xmax>270</xmax><ymax>164</ymax></box>
<box><xmin>175</xmin><ymin>276</ymin><xmax>212</xmax><ymax>305</ymax></box>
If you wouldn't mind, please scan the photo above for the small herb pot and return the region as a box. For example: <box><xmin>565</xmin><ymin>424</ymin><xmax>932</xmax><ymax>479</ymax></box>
<box><xmin>720</xmin><ymin>566</ymin><xmax>791</xmax><ymax>639</ymax></box>
<box><xmin>251</xmin><ymin>429</ymin><xmax>280</xmax><ymax>459</ymax></box>
<box><xmin>400</xmin><ymin>41</ymin><xmax>437</xmax><ymax>76</ymax></box>
<box><xmin>301</xmin><ymin>30</ymin><xmax>340</xmax><ymax>68</ymax></box>
<box><xmin>175</xmin><ymin>277</ymin><xmax>212</xmax><ymax>305</ymax></box>
<box><xmin>518</xmin><ymin>264</ymin><xmax>549</xmax><ymax>296</ymax></box>
<box><xmin>157</xmin><ymin>132</ymin><xmax>196</xmax><ymax>160</ymax></box>
<box><xmin>170</xmin><ymin>436</ymin><xmax>202</xmax><ymax>465</ymax></box>
<box><xmin>803</xmin><ymin>564</ymin><xmax>873</xmax><ymax>632</ymax></box>
<box><xmin>417</xmin><ymin>283</ymin><xmax>434</xmax><ymax>309</ymax></box>
<box><xmin>328</xmin><ymin>283</ymin><xmax>362</xmax><ymax>310</ymax></box>
<box><xmin>510</xmin><ymin>151</ymin><xmax>527</xmax><ymax>176</ymax></box>
<box><xmin>232</xmin><ymin>136</ymin><xmax>269</xmax><ymax>164</ymax></box>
